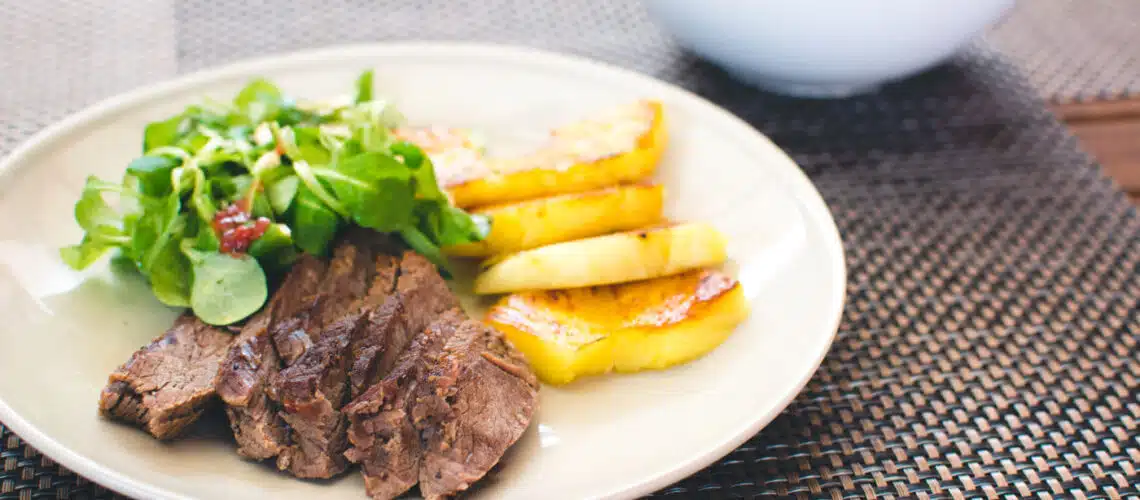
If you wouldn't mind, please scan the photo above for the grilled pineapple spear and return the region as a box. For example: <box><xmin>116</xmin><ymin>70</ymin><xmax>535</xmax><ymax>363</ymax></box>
<box><xmin>396</xmin><ymin>101</ymin><xmax>668</xmax><ymax>259</ymax></box>
<box><xmin>443</xmin><ymin>100</ymin><xmax>667</xmax><ymax>208</ymax></box>
<box><xmin>486</xmin><ymin>269</ymin><xmax>749</xmax><ymax>385</ymax></box>
<box><xmin>473</xmin><ymin>222</ymin><xmax>728</xmax><ymax>295</ymax></box>
<box><xmin>445</xmin><ymin>184</ymin><xmax>666</xmax><ymax>258</ymax></box>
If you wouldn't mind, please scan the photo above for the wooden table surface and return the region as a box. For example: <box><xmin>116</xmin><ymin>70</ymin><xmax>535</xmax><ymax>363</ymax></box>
<box><xmin>1053</xmin><ymin>98</ymin><xmax>1140</xmax><ymax>203</ymax></box>
<box><xmin>982</xmin><ymin>0</ymin><xmax>1140</xmax><ymax>204</ymax></box>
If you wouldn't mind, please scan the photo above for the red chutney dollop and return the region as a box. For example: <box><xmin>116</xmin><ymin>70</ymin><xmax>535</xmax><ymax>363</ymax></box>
<box><xmin>212</xmin><ymin>201</ymin><xmax>271</xmax><ymax>254</ymax></box>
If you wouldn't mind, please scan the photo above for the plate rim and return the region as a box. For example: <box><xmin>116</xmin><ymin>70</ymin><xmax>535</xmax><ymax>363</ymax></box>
<box><xmin>0</xmin><ymin>41</ymin><xmax>846</xmax><ymax>500</ymax></box>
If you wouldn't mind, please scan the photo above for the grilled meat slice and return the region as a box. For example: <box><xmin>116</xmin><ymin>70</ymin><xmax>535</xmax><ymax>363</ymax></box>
<box><xmin>98</xmin><ymin>313</ymin><xmax>234</xmax><ymax>440</ymax></box>
<box><xmin>344</xmin><ymin>309</ymin><xmax>466</xmax><ymax>500</ymax></box>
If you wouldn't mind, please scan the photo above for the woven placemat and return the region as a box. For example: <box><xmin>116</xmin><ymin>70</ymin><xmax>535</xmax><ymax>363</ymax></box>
<box><xmin>2</xmin><ymin>1</ymin><xmax>1138</xmax><ymax>499</ymax></box>
<box><xmin>986</xmin><ymin>0</ymin><xmax>1140</xmax><ymax>104</ymax></box>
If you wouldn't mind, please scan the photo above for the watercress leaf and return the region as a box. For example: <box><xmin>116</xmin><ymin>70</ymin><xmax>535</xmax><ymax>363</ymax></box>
<box><xmin>184</xmin><ymin>104</ymin><xmax>235</xmax><ymax>131</ymax></box>
<box><xmin>143</xmin><ymin>114</ymin><xmax>185</xmax><ymax>151</ymax></box>
<box><xmin>191</xmin><ymin>179</ymin><xmax>218</xmax><ymax>223</ymax></box>
<box><xmin>109</xmin><ymin>253</ymin><xmax>138</xmax><ymax>275</ymax></box>
<box><xmin>274</xmin><ymin>103</ymin><xmax>327</xmax><ymax>128</ymax></box>
<box><xmin>118</xmin><ymin>176</ymin><xmax>147</xmax><ymax>215</ymax></box>
<box><xmin>258</xmin><ymin>247</ymin><xmax>298</xmax><ymax>276</ymax></box>
<box><xmin>227</xmin><ymin>124</ymin><xmax>253</xmax><ymax>141</ymax></box>
<box><xmin>356</xmin><ymin>123</ymin><xmax>391</xmax><ymax>153</ymax></box>
<box><xmin>437</xmin><ymin>205</ymin><xmax>491</xmax><ymax>246</ymax></box>
<box><xmin>146</xmin><ymin>216</ymin><xmax>192</xmax><ymax>308</ymax></box>
<box><xmin>120</xmin><ymin>210</ymin><xmax>144</xmax><ymax>257</ymax></box>
<box><xmin>399</xmin><ymin>226</ymin><xmax>452</xmax><ymax>278</ymax></box>
<box><xmin>60</xmin><ymin>235</ymin><xmax>118</xmax><ymax>270</ymax></box>
<box><xmin>199</xmin><ymin>148</ymin><xmax>246</xmax><ymax>171</ymax></box>
<box><xmin>135</xmin><ymin>192</ymin><xmax>185</xmax><ymax>272</ymax></box>
<box><xmin>248</xmin><ymin>223</ymin><xmax>296</xmax><ymax>272</ymax></box>
<box><xmin>176</xmin><ymin>132</ymin><xmax>211</xmax><ymax>156</ymax></box>
<box><xmin>130</xmin><ymin>210</ymin><xmax>161</xmax><ymax>264</ymax></box>
<box><xmin>184</xmin><ymin>207</ymin><xmax>221</xmax><ymax>253</ymax></box>
<box><xmin>183</xmin><ymin>247</ymin><xmax>268</xmax><ymax>325</ymax></box>
<box><xmin>74</xmin><ymin>176</ymin><xmax>123</xmax><ymax>232</ymax></box>
<box><xmin>324</xmin><ymin>152</ymin><xmax>414</xmax><ymax>231</ymax></box>
<box><xmin>354</xmin><ymin>70</ymin><xmax>374</xmax><ymax>104</ymax></box>
<box><xmin>124</xmin><ymin>191</ymin><xmax>191</xmax><ymax>308</ymax></box>
<box><xmin>256</xmin><ymin>161</ymin><xmax>291</xmax><ymax>184</ymax></box>
<box><xmin>294</xmin><ymin>127</ymin><xmax>331</xmax><ymax>165</ymax></box>
<box><xmin>388</xmin><ymin>141</ymin><xmax>448</xmax><ymax>202</ymax></box>
<box><xmin>126</xmin><ymin>155</ymin><xmax>180</xmax><ymax>197</ymax></box>
<box><xmin>214</xmin><ymin>174</ymin><xmax>253</xmax><ymax>203</ymax></box>
<box><xmin>247</xmin><ymin>222</ymin><xmax>292</xmax><ymax>258</ymax></box>
<box><xmin>389</xmin><ymin>141</ymin><xmax>425</xmax><ymax>169</ymax></box>
<box><xmin>291</xmin><ymin>160</ymin><xmax>348</xmax><ymax>217</ymax></box>
<box><xmin>414</xmin><ymin>199</ymin><xmax>443</xmax><ymax>242</ymax></box>
<box><xmin>340</xmin><ymin>138</ymin><xmax>363</xmax><ymax>158</ymax></box>
<box><xmin>234</xmin><ymin>78</ymin><xmax>284</xmax><ymax>123</ymax></box>
<box><xmin>290</xmin><ymin>184</ymin><xmax>341</xmax><ymax>256</ymax></box>
<box><xmin>250</xmin><ymin>191</ymin><xmax>274</xmax><ymax>220</ymax></box>
<box><xmin>267</xmin><ymin>175</ymin><xmax>300</xmax><ymax>215</ymax></box>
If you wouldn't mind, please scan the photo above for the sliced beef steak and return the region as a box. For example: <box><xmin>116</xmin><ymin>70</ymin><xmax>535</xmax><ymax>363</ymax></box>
<box><xmin>348</xmin><ymin>295</ymin><xmax>408</xmax><ymax>399</ymax></box>
<box><xmin>217</xmin><ymin>254</ymin><xmax>326</xmax><ymax>460</ymax></box>
<box><xmin>347</xmin><ymin>251</ymin><xmax>456</xmax><ymax>399</ymax></box>
<box><xmin>271</xmin><ymin>318</ymin><xmax>355</xmax><ymax>478</ymax></box>
<box><xmin>415</xmin><ymin>318</ymin><xmax>539</xmax><ymax>500</ymax></box>
<box><xmin>396</xmin><ymin>251</ymin><xmax>460</xmax><ymax>338</ymax></box>
<box><xmin>270</xmin><ymin>241</ymin><xmax>402</xmax><ymax>479</ymax></box>
<box><xmin>271</xmin><ymin>237</ymin><xmax>374</xmax><ymax>366</ymax></box>
<box><xmin>344</xmin><ymin>309</ymin><xmax>466</xmax><ymax>500</ymax></box>
<box><xmin>98</xmin><ymin>313</ymin><xmax>234</xmax><ymax>440</ymax></box>
<box><xmin>217</xmin><ymin>308</ymin><xmax>287</xmax><ymax>460</ymax></box>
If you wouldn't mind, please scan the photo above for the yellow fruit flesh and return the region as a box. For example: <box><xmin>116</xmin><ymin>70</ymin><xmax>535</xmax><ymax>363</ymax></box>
<box><xmin>390</xmin><ymin>126</ymin><xmax>486</xmax><ymax>193</ymax></box>
<box><xmin>473</xmin><ymin>222</ymin><xmax>727</xmax><ymax>295</ymax></box>
<box><xmin>448</xmin><ymin>100</ymin><xmax>667</xmax><ymax>208</ymax></box>
<box><xmin>487</xmin><ymin>269</ymin><xmax>750</xmax><ymax>385</ymax></box>
<box><xmin>445</xmin><ymin>184</ymin><xmax>666</xmax><ymax>258</ymax></box>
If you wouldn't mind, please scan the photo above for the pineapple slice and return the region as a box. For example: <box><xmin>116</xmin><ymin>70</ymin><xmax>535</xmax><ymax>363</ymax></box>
<box><xmin>445</xmin><ymin>184</ymin><xmax>666</xmax><ymax>258</ymax></box>
<box><xmin>390</xmin><ymin>126</ymin><xmax>487</xmax><ymax>196</ymax></box>
<box><xmin>473</xmin><ymin>222</ymin><xmax>727</xmax><ymax>295</ymax></box>
<box><xmin>486</xmin><ymin>269</ymin><xmax>749</xmax><ymax>385</ymax></box>
<box><xmin>447</xmin><ymin>100</ymin><xmax>667</xmax><ymax>208</ymax></box>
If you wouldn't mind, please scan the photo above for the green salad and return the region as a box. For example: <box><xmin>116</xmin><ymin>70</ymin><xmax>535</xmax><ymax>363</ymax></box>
<box><xmin>61</xmin><ymin>70</ymin><xmax>489</xmax><ymax>325</ymax></box>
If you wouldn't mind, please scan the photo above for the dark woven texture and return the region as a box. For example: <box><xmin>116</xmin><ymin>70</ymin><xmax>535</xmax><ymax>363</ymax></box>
<box><xmin>0</xmin><ymin>425</ymin><xmax>114</xmax><ymax>500</ymax></box>
<box><xmin>986</xmin><ymin>0</ymin><xmax>1140</xmax><ymax>104</ymax></box>
<box><xmin>1</xmin><ymin>1</ymin><xmax>1139</xmax><ymax>499</ymax></box>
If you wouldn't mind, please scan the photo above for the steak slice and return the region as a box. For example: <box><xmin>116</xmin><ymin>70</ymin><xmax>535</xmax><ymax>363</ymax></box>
<box><xmin>344</xmin><ymin>309</ymin><xmax>466</xmax><ymax>500</ymax></box>
<box><xmin>217</xmin><ymin>254</ymin><xmax>326</xmax><ymax>460</ymax></box>
<box><xmin>98</xmin><ymin>313</ymin><xmax>234</xmax><ymax>440</ymax></box>
<box><xmin>415</xmin><ymin>318</ymin><xmax>539</xmax><ymax>500</ymax></box>
<box><xmin>217</xmin><ymin>308</ymin><xmax>286</xmax><ymax>460</ymax></box>
<box><xmin>348</xmin><ymin>251</ymin><xmax>456</xmax><ymax>398</ymax></box>
<box><xmin>271</xmin><ymin>236</ymin><xmax>374</xmax><ymax>366</ymax></box>
<box><xmin>348</xmin><ymin>295</ymin><xmax>408</xmax><ymax>399</ymax></box>
<box><xmin>396</xmin><ymin>251</ymin><xmax>461</xmax><ymax>338</ymax></box>
<box><xmin>270</xmin><ymin>242</ymin><xmax>401</xmax><ymax>479</ymax></box>
<box><xmin>271</xmin><ymin>318</ymin><xmax>355</xmax><ymax>478</ymax></box>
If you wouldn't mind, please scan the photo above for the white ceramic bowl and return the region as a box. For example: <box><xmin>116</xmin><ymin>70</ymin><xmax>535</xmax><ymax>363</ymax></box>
<box><xmin>645</xmin><ymin>0</ymin><xmax>1015</xmax><ymax>98</ymax></box>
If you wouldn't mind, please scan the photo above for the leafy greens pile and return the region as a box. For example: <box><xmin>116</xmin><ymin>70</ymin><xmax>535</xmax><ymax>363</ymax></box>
<box><xmin>61</xmin><ymin>70</ymin><xmax>489</xmax><ymax>325</ymax></box>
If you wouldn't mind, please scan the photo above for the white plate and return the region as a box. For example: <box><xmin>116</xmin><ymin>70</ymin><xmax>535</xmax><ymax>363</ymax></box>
<box><xmin>0</xmin><ymin>43</ymin><xmax>845</xmax><ymax>500</ymax></box>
